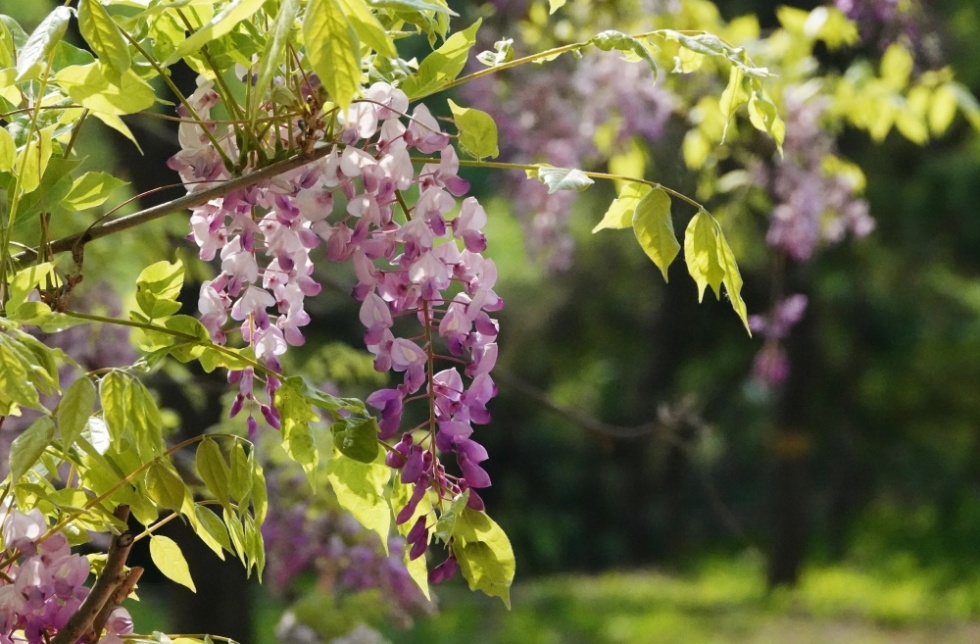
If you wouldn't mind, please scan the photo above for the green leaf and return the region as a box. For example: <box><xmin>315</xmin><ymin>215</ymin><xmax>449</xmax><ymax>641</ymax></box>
<box><xmin>7</xmin><ymin>262</ymin><xmax>60</xmax><ymax>313</ymax></box>
<box><xmin>165</xmin><ymin>0</ymin><xmax>268</xmax><ymax>65</ymax></box>
<box><xmin>476</xmin><ymin>38</ymin><xmax>514</xmax><ymax>67</ymax></box>
<box><xmin>401</xmin><ymin>19</ymin><xmax>481</xmax><ymax>98</ymax></box>
<box><xmin>274</xmin><ymin>380</ymin><xmax>320</xmax><ymax>485</ymax></box>
<box><xmin>58</xmin><ymin>377</ymin><xmax>97</xmax><ymax>447</ymax></box>
<box><xmin>253</xmin><ymin>0</ymin><xmax>299</xmax><ymax>106</ymax></box>
<box><xmin>63</xmin><ymin>171</ymin><xmax>128</xmax><ymax>210</ymax></box>
<box><xmin>593</xmin><ymin>183</ymin><xmax>651</xmax><ymax>233</ymax></box>
<box><xmin>331</xmin><ymin>416</ymin><xmax>380</xmax><ymax>463</ymax></box>
<box><xmin>548</xmin><ymin>0</ymin><xmax>566</xmax><ymax>14</ymax></box>
<box><xmin>145</xmin><ymin>460</ymin><xmax>187</xmax><ymax>511</ymax></box>
<box><xmin>747</xmin><ymin>93</ymin><xmax>785</xmax><ymax>153</ymax></box>
<box><xmin>251</xmin><ymin>462</ymin><xmax>268</xmax><ymax>525</ymax></box>
<box><xmin>632</xmin><ymin>187</ymin><xmax>679</xmax><ymax>281</ymax></box>
<box><xmin>447</xmin><ymin>99</ymin><xmax>498</xmax><ymax>160</ymax></box>
<box><xmin>228</xmin><ymin>443</ymin><xmax>253</xmax><ymax>504</ymax></box>
<box><xmin>0</xmin><ymin>127</ymin><xmax>15</xmax><ymax>172</ymax></box>
<box><xmin>9</xmin><ymin>416</ymin><xmax>55</xmax><ymax>481</ymax></box>
<box><xmin>529</xmin><ymin>164</ymin><xmax>594</xmax><ymax>194</ymax></box>
<box><xmin>451</xmin><ymin>507</ymin><xmax>515</xmax><ymax>608</ymax></box>
<box><xmin>684</xmin><ymin>210</ymin><xmax>724</xmax><ymax>302</ymax></box>
<box><xmin>196</xmin><ymin>438</ymin><xmax>231</xmax><ymax>510</ymax></box>
<box><xmin>54</xmin><ymin>64</ymin><xmax>156</xmax><ymax>116</ymax></box>
<box><xmin>186</xmin><ymin>502</ymin><xmax>231</xmax><ymax>559</ymax></box>
<box><xmin>369</xmin><ymin>0</ymin><xmax>457</xmax><ymax>16</ymax></box>
<box><xmin>135</xmin><ymin>259</ymin><xmax>184</xmax><ymax>320</ymax></box>
<box><xmin>683</xmin><ymin>210</ymin><xmax>750</xmax><ymax>332</ymax></box>
<box><xmin>223</xmin><ymin>507</ymin><xmax>248</xmax><ymax>565</ymax></box>
<box><xmin>79</xmin><ymin>0</ymin><xmax>132</xmax><ymax>76</ymax></box>
<box><xmin>719</xmin><ymin>65</ymin><xmax>748</xmax><ymax>140</ymax></box>
<box><xmin>327</xmin><ymin>449</ymin><xmax>391</xmax><ymax>552</ymax></box>
<box><xmin>591</xmin><ymin>30</ymin><xmax>655</xmax><ymax>70</ymax></box>
<box><xmin>14</xmin><ymin>126</ymin><xmax>54</xmax><ymax>196</ymax></box>
<box><xmin>338</xmin><ymin>0</ymin><xmax>397</xmax><ymax>57</ymax></box>
<box><xmin>0</xmin><ymin>340</ymin><xmax>43</xmax><ymax>413</ymax></box>
<box><xmin>150</xmin><ymin>534</ymin><xmax>197</xmax><ymax>592</ymax></box>
<box><xmin>100</xmin><ymin>371</ymin><xmax>130</xmax><ymax>449</ymax></box>
<box><xmin>15</xmin><ymin>6</ymin><xmax>71</xmax><ymax>81</ymax></box>
<box><xmin>304</xmin><ymin>0</ymin><xmax>363</xmax><ymax>113</ymax></box>
<box><xmin>929</xmin><ymin>83</ymin><xmax>959</xmax><ymax>136</ymax></box>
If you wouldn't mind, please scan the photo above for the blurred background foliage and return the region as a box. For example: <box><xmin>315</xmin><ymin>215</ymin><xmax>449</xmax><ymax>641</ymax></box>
<box><xmin>8</xmin><ymin>0</ymin><xmax>980</xmax><ymax>641</ymax></box>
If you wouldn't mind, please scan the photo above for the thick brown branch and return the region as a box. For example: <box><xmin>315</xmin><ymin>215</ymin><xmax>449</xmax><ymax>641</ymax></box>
<box><xmin>51</xmin><ymin>506</ymin><xmax>135</xmax><ymax>644</ymax></box>
<box><xmin>12</xmin><ymin>145</ymin><xmax>333</xmax><ymax>270</ymax></box>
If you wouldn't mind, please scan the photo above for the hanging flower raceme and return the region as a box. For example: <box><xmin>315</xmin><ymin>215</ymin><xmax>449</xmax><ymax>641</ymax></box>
<box><xmin>0</xmin><ymin>500</ymin><xmax>133</xmax><ymax>644</ymax></box>
<box><xmin>172</xmin><ymin>78</ymin><xmax>502</xmax><ymax>572</ymax></box>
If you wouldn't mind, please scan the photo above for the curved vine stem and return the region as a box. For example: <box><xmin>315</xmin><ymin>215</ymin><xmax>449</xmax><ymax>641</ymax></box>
<box><xmin>11</xmin><ymin>144</ymin><xmax>335</xmax><ymax>271</ymax></box>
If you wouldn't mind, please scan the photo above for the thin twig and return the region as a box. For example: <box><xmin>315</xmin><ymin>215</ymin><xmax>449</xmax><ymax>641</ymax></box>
<box><xmin>11</xmin><ymin>144</ymin><xmax>334</xmax><ymax>271</ymax></box>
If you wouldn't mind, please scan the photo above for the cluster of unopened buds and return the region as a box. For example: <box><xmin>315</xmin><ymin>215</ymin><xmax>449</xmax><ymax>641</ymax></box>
<box><xmin>172</xmin><ymin>76</ymin><xmax>501</xmax><ymax>575</ymax></box>
<box><xmin>0</xmin><ymin>501</ymin><xmax>133</xmax><ymax>643</ymax></box>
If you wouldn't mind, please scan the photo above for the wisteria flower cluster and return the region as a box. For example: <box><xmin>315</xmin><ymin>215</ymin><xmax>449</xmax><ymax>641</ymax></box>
<box><xmin>172</xmin><ymin>77</ymin><xmax>502</xmax><ymax>565</ymax></box>
<box><xmin>0</xmin><ymin>501</ymin><xmax>132</xmax><ymax>644</ymax></box>
<box><xmin>462</xmin><ymin>49</ymin><xmax>676</xmax><ymax>271</ymax></box>
<box><xmin>756</xmin><ymin>87</ymin><xmax>875</xmax><ymax>263</ymax></box>
<box><xmin>748</xmin><ymin>294</ymin><xmax>809</xmax><ymax>386</ymax></box>
<box><xmin>261</xmin><ymin>469</ymin><xmax>432</xmax><ymax>636</ymax></box>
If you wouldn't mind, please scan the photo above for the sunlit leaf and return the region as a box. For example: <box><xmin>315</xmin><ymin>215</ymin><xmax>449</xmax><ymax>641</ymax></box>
<box><xmin>593</xmin><ymin>183</ymin><xmax>651</xmax><ymax>233</ymax></box>
<box><xmin>304</xmin><ymin>0</ymin><xmax>363</xmax><ymax>112</ymax></box>
<box><xmin>338</xmin><ymin>0</ymin><xmax>397</xmax><ymax>58</ymax></box>
<box><xmin>196</xmin><ymin>437</ymin><xmax>231</xmax><ymax>510</ymax></box>
<box><xmin>327</xmin><ymin>449</ymin><xmax>391</xmax><ymax>552</ymax></box>
<box><xmin>401</xmin><ymin>19</ymin><xmax>481</xmax><ymax>98</ymax></box>
<box><xmin>452</xmin><ymin>507</ymin><xmax>515</xmax><ymax>608</ymax></box>
<box><xmin>9</xmin><ymin>417</ymin><xmax>54</xmax><ymax>481</ymax></box>
<box><xmin>529</xmin><ymin>165</ymin><xmax>594</xmax><ymax>194</ymax></box>
<box><xmin>63</xmin><ymin>171</ymin><xmax>128</xmax><ymax>210</ymax></box>
<box><xmin>274</xmin><ymin>379</ymin><xmax>320</xmax><ymax>485</ymax></box>
<box><xmin>632</xmin><ymin>187</ymin><xmax>679</xmax><ymax>281</ymax></box>
<box><xmin>150</xmin><ymin>535</ymin><xmax>197</xmax><ymax>592</ymax></box>
<box><xmin>165</xmin><ymin>0</ymin><xmax>267</xmax><ymax>65</ymax></box>
<box><xmin>79</xmin><ymin>0</ymin><xmax>132</xmax><ymax>76</ymax></box>
<box><xmin>54</xmin><ymin>64</ymin><xmax>156</xmax><ymax>116</ymax></box>
<box><xmin>15</xmin><ymin>6</ymin><xmax>70</xmax><ymax>81</ymax></box>
<box><xmin>58</xmin><ymin>377</ymin><xmax>96</xmax><ymax>448</ymax></box>
<box><xmin>253</xmin><ymin>0</ymin><xmax>299</xmax><ymax>106</ymax></box>
<box><xmin>447</xmin><ymin>99</ymin><xmax>499</xmax><ymax>160</ymax></box>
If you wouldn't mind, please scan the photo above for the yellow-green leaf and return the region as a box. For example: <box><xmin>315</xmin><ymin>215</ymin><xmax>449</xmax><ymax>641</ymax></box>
<box><xmin>683</xmin><ymin>210</ymin><xmax>750</xmax><ymax>332</ymax></box>
<box><xmin>452</xmin><ymin>507</ymin><xmax>515</xmax><ymax>608</ymax></box>
<box><xmin>632</xmin><ymin>187</ymin><xmax>679</xmax><ymax>281</ymax></box>
<box><xmin>9</xmin><ymin>416</ymin><xmax>54</xmax><ymax>481</ymax></box>
<box><xmin>304</xmin><ymin>0</ymin><xmax>363</xmax><ymax>113</ymax></box>
<box><xmin>15</xmin><ymin>6</ymin><xmax>70</xmax><ymax>81</ymax></box>
<box><xmin>402</xmin><ymin>19</ymin><xmax>481</xmax><ymax>99</ymax></box>
<box><xmin>196</xmin><ymin>437</ymin><xmax>231</xmax><ymax>510</ymax></box>
<box><xmin>337</xmin><ymin>0</ymin><xmax>397</xmax><ymax>57</ymax></box>
<box><xmin>58</xmin><ymin>376</ymin><xmax>96</xmax><ymax>448</ymax></box>
<box><xmin>0</xmin><ymin>127</ymin><xmax>14</xmax><ymax>172</ymax></box>
<box><xmin>79</xmin><ymin>0</ymin><xmax>131</xmax><ymax>76</ymax></box>
<box><xmin>447</xmin><ymin>99</ymin><xmax>498</xmax><ymax>160</ymax></box>
<box><xmin>548</xmin><ymin>0</ymin><xmax>566</xmax><ymax>13</ymax></box>
<box><xmin>63</xmin><ymin>171</ymin><xmax>128</xmax><ymax>210</ymax></box>
<box><xmin>55</xmin><ymin>64</ymin><xmax>156</xmax><ymax>116</ymax></box>
<box><xmin>150</xmin><ymin>534</ymin><xmax>197</xmax><ymax>592</ymax></box>
<box><xmin>719</xmin><ymin>65</ymin><xmax>747</xmax><ymax>140</ymax></box>
<box><xmin>165</xmin><ymin>0</ymin><xmax>268</xmax><ymax>65</ymax></box>
<box><xmin>593</xmin><ymin>183</ymin><xmax>651</xmax><ymax>233</ymax></box>
<box><xmin>253</xmin><ymin>0</ymin><xmax>300</xmax><ymax>106</ymax></box>
<box><xmin>275</xmin><ymin>380</ymin><xmax>320</xmax><ymax>485</ymax></box>
<box><xmin>326</xmin><ymin>449</ymin><xmax>391</xmax><ymax>552</ymax></box>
